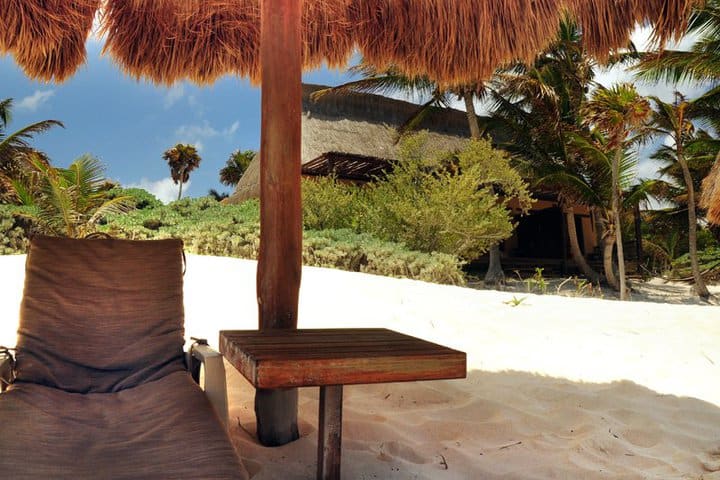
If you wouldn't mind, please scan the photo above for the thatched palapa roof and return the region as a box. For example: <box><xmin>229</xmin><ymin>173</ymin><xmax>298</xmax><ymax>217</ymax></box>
<box><xmin>0</xmin><ymin>0</ymin><xmax>700</xmax><ymax>85</ymax></box>
<box><xmin>701</xmin><ymin>158</ymin><xmax>720</xmax><ymax>225</ymax></box>
<box><xmin>226</xmin><ymin>83</ymin><xmax>470</xmax><ymax>203</ymax></box>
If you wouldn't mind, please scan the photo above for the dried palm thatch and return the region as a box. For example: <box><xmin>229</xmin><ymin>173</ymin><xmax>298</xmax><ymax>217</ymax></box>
<box><xmin>0</xmin><ymin>0</ymin><xmax>99</xmax><ymax>82</ymax></box>
<box><xmin>103</xmin><ymin>0</ymin><xmax>353</xmax><ymax>85</ymax></box>
<box><xmin>565</xmin><ymin>0</ymin><xmax>696</xmax><ymax>62</ymax></box>
<box><xmin>0</xmin><ymin>0</ymin><xmax>702</xmax><ymax>85</ymax></box>
<box><xmin>700</xmin><ymin>157</ymin><xmax>720</xmax><ymax>224</ymax></box>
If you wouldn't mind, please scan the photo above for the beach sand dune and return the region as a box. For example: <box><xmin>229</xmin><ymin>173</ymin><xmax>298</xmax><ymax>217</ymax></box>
<box><xmin>1</xmin><ymin>254</ymin><xmax>719</xmax><ymax>479</ymax></box>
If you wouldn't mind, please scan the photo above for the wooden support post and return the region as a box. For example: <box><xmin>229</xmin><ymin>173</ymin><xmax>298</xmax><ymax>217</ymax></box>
<box><xmin>256</xmin><ymin>0</ymin><xmax>302</xmax><ymax>446</ymax></box>
<box><xmin>317</xmin><ymin>385</ymin><xmax>343</xmax><ymax>480</ymax></box>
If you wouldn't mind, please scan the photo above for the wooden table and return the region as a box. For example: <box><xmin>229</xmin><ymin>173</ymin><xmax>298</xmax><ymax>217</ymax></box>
<box><xmin>220</xmin><ymin>328</ymin><xmax>466</xmax><ymax>480</ymax></box>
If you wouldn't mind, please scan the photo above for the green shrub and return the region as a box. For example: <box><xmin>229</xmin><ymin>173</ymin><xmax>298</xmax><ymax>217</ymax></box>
<box><xmin>671</xmin><ymin>247</ymin><xmax>720</xmax><ymax>279</ymax></box>
<box><xmin>0</xmin><ymin>204</ymin><xmax>32</xmax><ymax>254</ymax></box>
<box><xmin>302</xmin><ymin>176</ymin><xmax>360</xmax><ymax>231</ymax></box>
<box><xmin>303</xmin><ymin>134</ymin><xmax>532</xmax><ymax>260</ymax></box>
<box><xmin>2</xmin><ymin>194</ymin><xmax>464</xmax><ymax>284</ymax></box>
<box><xmin>97</xmin><ymin>197</ymin><xmax>464</xmax><ymax>284</ymax></box>
<box><xmin>107</xmin><ymin>187</ymin><xmax>163</xmax><ymax>210</ymax></box>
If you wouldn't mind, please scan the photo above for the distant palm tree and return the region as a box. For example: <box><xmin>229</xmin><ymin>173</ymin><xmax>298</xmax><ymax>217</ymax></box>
<box><xmin>581</xmin><ymin>84</ymin><xmax>652</xmax><ymax>300</ymax></box>
<box><xmin>648</xmin><ymin>93</ymin><xmax>713</xmax><ymax>298</ymax></box>
<box><xmin>0</xmin><ymin>98</ymin><xmax>63</xmax><ymax>200</ymax></box>
<box><xmin>163</xmin><ymin>144</ymin><xmax>201</xmax><ymax>201</ymax></box>
<box><xmin>4</xmin><ymin>154</ymin><xmax>133</xmax><ymax>237</ymax></box>
<box><xmin>220</xmin><ymin>149</ymin><xmax>255</xmax><ymax>186</ymax></box>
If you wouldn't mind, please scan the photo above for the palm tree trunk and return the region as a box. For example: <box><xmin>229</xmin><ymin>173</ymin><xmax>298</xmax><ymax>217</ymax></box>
<box><xmin>563</xmin><ymin>203</ymin><xmax>600</xmax><ymax>283</ymax></box>
<box><xmin>612</xmin><ymin>150</ymin><xmax>628</xmax><ymax>300</ymax></box>
<box><xmin>463</xmin><ymin>90</ymin><xmax>482</xmax><ymax>139</ymax></box>
<box><xmin>603</xmin><ymin>233</ymin><xmax>619</xmax><ymax>289</ymax></box>
<box><xmin>177</xmin><ymin>167</ymin><xmax>186</xmax><ymax>201</ymax></box>
<box><xmin>463</xmin><ymin>90</ymin><xmax>505</xmax><ymax>285</ymax></box>
<box><xmin>678</xmin><ymin>157</ymin><xmax>710</xmax><ymax>299</ymax></box>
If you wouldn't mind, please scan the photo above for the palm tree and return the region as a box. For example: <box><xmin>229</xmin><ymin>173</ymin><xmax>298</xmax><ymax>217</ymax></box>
<box><xmin>163</xmin><ymin>143</ymin><xmax>201</xmax><ymax>201</ymax></box>
<box><xmin>647</xmin><ymin>92</ymin><xmax>714</xmax><ymax>298</ymax></box>
<box><xmin>634</xmin><ymin>0</ymin><xmax>720</xmax><ymax>174</ymax></box>
<box><xmin>581</xmin><ymin>84</ymin><xmax>652</xmax><ymax>300</ymax></box>
<box><xmin>4</xmin><ymin>154</ymin><xmax>134</xmax><ymax>237</ymax></box>
<box><xmin>568</xmin><ymin>131</ymin><xmax>657</xmax><ymax>289</ymax></box>
<box><xmin>634</xmin><ymin>0</ymin><xmax>720</xmax><ymax>87</ymax></box>
<box><xmin>0</xmin><ymin>98</ymin><xmax>63</xmax><ymax>200</ymax></box>
<box><xmin>220</xmin><ymin>149</ymin><xmax>255</xmax><ymax>186</ymax></box>
<box><xmin>488</xmin><ymin>20</ymin><xmax>603</xmax><ymax>283</ymax></box>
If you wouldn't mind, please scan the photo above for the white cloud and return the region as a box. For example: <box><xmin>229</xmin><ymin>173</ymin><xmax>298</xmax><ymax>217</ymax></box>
<box><xmin>638</xmin><ymin>156</ymin><xmax>663</xmax><ymax>180</ymax></box>
<box><xmin>175</xmin><ymin>122</ymin><xmax>218</xmax><ymax>139</ymax></box>
<box><xmin>225</xmin><ymin>121</ymin><xmax>240</xmax><ymax>136</ymax></box>
<box><xmin>173</xmin><ymin>120</ymin><xmax>240</xmax><ymax>150</ymax></box>
<box><xmin>127</xmin><ymin>177</ymin><xmax>191</xmax><ymax>204</ymax></box>
<box><xmin>16</xmin><ymin>90</ymin><xmax>55</xmax><ymax>112</ymax></box>
<box><xmin>595</xmin><ymin>27</ymin><xmax>709</xmax><ymax>102</ymax></box>
<box><xmin>164</xmin><ymin>84</ymin><xmax>186</xmax><ymax>109</ymax></box>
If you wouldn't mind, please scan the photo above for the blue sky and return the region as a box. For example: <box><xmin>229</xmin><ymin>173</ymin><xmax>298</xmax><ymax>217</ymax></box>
<box><xmin>1</xmin><ymin>28</ymin><xmax>707</xmax><ymax>203</ymax></box>
<box><xmin>2</xmin><ymin>40</ymin><xmax>355</xmax><ymax>202</ymax></box>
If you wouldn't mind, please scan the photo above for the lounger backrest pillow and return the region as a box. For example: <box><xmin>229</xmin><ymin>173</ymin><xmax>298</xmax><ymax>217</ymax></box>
<box><xmin>15</xmin><ymin>235</ymin><xmax>186</xmax><ymax>393</ymax></box>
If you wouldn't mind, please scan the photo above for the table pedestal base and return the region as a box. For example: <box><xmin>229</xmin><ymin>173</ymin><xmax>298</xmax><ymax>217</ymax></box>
<box><xmin>317</xmin><ymin>385</ymin><xmax>343</xmax><ymax>480</ymax></box>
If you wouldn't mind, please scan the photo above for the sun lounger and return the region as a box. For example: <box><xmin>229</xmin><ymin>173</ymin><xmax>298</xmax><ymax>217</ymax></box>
<box><xmin>0</xmin><ymin>235</ymin><xmax>247</xmax><ymax>479</ymax></box>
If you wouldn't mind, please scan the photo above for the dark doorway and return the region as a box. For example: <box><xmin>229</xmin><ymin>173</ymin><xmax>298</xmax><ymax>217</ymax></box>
<box><xmin>515</xmin><ymin>208</ymin><xmax>563</xmax><ymax>258</ymax></box>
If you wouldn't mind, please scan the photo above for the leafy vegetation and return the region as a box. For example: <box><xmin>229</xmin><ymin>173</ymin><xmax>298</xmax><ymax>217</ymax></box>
<box><xmin>2</xmin><ymin>155</ymin><xmax>134</xmax><ymax>238</ymax></box>
<box><xmin>304</xmin><ymin>134</ymin><xmax>531</xmax><ymax>260</ymax></box>
<box><xmin>106</xmin><ymin>187</ymin><xmax>163</xmax><ymax>210</ymax></box>
<box><xmin>0</xmin><ymin>97</ymin><xmax>63</xmax><ymax>201</ymax></box>
<box><xmin>89</xmin><ymin>196</ymin><xmax>463</xmax><ymax>284</ymax></box>
<box><xmin>0</xmin><ymin>204</ymin><xmax>31</xmax><ymax>254</ymax></box>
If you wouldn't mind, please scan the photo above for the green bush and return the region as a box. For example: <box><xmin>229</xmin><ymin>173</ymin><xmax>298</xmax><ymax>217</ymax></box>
<box><xmin>107</xmin><ymin>187</ymin><xmax>163</xmax><ymax>210</ymax></box>
<box><xmin>0</xmin><ymin>204</ymin><xmax>32</xmax><ymax>254</ymax></box>
<box><xmin>97</xmin><ymin>197</ymin><xmax>464</xmax><ymax>285</ymax></box>
<box><xmin>671</xmin><ymin>247</ymin><xmax>720</xmax><ymax>279</ymax></box>
<box><xmin>303</xmin><ymin>134</ymin><xmax>532</xmax><ymax>260</ymax></box>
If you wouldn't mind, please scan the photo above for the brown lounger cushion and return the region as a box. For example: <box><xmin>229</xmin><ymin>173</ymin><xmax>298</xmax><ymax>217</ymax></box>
<box><xmin>0</xmin><ymin>371</ymin><xmax>248</xmax><ymax>479</ymax></box>
<box><xmin>15</xmin><ymin>236</ymin><xmax>187</xmax><ymax>393</ymax></box>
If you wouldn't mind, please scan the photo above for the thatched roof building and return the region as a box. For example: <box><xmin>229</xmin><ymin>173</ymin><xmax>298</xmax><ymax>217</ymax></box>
<box><xmin>226</xmin><ymin>83</ymin><xmax>470</xmax><ymax>203</ymax></box>
<box><xmin>701</xmin><ymin>158</ymin><xmax>720</xmax><ymax>225</ymax></box>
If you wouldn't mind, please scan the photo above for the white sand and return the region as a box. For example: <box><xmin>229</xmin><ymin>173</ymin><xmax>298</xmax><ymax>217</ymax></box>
<box><xmin>1</xmin><ymin>253</ymin><xmax>719</xmax><ymax>479</ymax></box>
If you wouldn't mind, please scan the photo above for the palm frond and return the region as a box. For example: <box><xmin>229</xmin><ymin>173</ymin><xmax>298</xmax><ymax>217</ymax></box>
<box><xmin>88</xmin><ymin>195</ymin><xmax>135</xmax><ymax>225</ymax></box>
<box><xmin>0</xmin><ymin>99</ymin><xmax>12</xmax><ymax>127</ymax></box>
<box><xmin>0</xmin><ymin>120</ymin><xmax>64</xmax><ymax>161</ymax></box>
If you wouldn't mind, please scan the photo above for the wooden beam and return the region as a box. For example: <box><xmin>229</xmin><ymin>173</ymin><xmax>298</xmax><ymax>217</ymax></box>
<box><xmin>317</xmin><ymin>385</ymin><xmax>343</xmax><ymax>480</ymax></box>
<box><xmin>256</xmin><ymin>0</ymin><xmax>302</xmax><ymax>446</ymax></box>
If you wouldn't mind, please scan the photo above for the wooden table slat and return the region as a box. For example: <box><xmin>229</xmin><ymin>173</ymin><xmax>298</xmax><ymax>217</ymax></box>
<box><xmin>220</xmin><ymin>328</ymin><xmax>467</xmax><ymax>389</ymax></box>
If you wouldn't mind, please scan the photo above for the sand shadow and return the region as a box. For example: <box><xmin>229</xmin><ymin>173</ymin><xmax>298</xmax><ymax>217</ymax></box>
<box><xmin>226</xmin><ymin>369</ymin><xmax>720</xmax><ymax>479</ymax></box>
